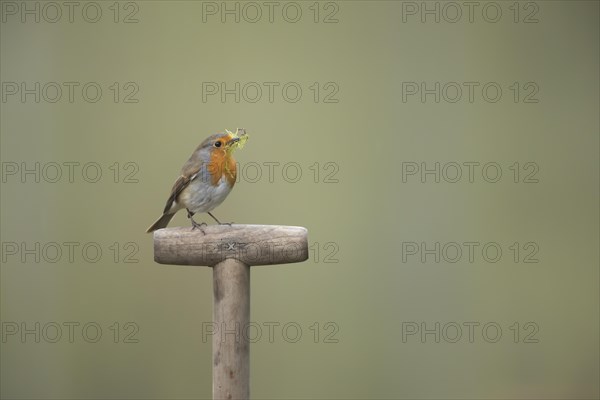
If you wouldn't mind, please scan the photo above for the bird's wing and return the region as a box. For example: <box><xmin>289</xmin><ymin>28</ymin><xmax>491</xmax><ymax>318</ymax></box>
<box><xmin>162</xmin><ymin>169</ymin><xmax>200</xmax><ymax>214</ymax></box>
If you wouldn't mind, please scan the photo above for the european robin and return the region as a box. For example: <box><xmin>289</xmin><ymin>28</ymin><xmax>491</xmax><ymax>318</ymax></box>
<box><xmin>146</xmin><ymin>128</ymin><xmax>248</xmax><ymax>233</ymax></box>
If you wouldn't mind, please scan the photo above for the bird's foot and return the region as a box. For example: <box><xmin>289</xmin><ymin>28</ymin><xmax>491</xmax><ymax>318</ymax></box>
<box><xmin>207</xmin><ymin>211</ymin><xmax>233</xmax><ymax>226</ymax></box>
<box><xmin>190</xmin><ymin>218</ymin><xmax>207</xmax><ymax>234</ymax></box>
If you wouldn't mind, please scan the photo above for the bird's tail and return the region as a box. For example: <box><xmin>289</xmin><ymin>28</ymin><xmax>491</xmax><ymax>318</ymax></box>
<box><xmin>146</xmin><ymin>213</ymin><xmax>176</xmax><ymax>233</ymax></box>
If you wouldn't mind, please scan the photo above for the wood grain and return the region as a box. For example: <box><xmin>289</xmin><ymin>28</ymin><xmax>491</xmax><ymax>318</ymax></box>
<box><xmin>153</xmin><ymin>225</ymin><xmax>308</xmax><ymax>266</ymax></box>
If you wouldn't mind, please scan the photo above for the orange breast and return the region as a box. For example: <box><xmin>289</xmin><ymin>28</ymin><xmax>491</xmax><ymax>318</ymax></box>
<box><xmin>208</xmin><ymin>149</ymin><xmax>237</xmax><ymax>187</ymax></box>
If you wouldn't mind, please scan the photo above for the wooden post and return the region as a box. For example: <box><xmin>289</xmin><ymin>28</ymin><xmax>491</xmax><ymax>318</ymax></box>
<box><xmin>212</xmin><ymin>258</ymin><xmax>250</xmax><ymax>400</ymax></box>
<box><xmin>153</xmin><ymin>225</ymin><xmax>309</xmax><ymax>400</ymax></box>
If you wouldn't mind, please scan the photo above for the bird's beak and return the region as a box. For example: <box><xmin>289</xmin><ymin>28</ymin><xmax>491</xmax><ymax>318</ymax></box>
<box><xmin>227</xmin><ymin>137</ymin><xmax>240</xmax><ymax>146</ymax></box>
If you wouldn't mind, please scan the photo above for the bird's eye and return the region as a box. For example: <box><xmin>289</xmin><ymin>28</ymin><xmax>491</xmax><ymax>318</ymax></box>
<box><xmin>214</xmin><ymin>141</ymin><xmax>222</xmax><ymax>148</ymax></box>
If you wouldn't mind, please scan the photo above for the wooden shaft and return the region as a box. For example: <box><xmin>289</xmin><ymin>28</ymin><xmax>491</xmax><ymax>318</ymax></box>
<box><xmin>213</xmin><ymin>258</ymin><xmax>250</xmax><ymax>400</ymax></box>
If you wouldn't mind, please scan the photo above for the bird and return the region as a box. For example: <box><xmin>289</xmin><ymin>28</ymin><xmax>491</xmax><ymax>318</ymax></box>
<box><xmin>146</xmin><ymin>129</ymin><xmax>248</xmax><ymax>233</ymax></box>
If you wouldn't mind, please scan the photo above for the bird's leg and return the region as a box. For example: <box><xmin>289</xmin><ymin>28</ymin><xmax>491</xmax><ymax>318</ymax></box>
<box><xmin>187</xmin><ymin>209</ymin><xmax>206</xmax><ymax>234</ymax></box>
<box><xmin>208</xmin><ymin>211</ymin><xmax>232</xmax><ymax>226</ymax></box>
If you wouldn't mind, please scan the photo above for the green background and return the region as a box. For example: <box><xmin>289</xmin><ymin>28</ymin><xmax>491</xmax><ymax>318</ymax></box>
<box><xmin>1</xmin><ymin>1</ymin><xmax>598</xmax><ymax>398</ymax></box>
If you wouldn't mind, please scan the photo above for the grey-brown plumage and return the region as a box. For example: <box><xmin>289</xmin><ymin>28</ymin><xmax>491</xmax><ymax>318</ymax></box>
<box><xmin>146</xmin><ymin>212</ymin><xmax>176</xmax><ymax>232</ymax></box>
